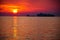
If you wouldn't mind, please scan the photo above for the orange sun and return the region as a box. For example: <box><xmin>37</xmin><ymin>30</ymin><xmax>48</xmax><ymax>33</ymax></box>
<box><xmin>12</xmin><ymin>9</ymin><xmax>18</xmax><ymax>14</ymax></box>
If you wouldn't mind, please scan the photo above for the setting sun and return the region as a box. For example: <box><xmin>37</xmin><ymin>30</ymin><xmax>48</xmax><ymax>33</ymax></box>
<box><xmin>12</xmin><ymin>9</ymin><xmax>18</xmax><ymax>14</ymax></box>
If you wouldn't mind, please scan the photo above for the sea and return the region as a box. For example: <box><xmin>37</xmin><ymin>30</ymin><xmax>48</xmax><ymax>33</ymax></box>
<box><xmin>0</xmin><ymin>16</ymin><xmax>60</xmax><ymax>40</ymax></box>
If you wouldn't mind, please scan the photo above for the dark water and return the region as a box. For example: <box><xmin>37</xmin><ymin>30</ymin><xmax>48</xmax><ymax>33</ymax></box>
<box><xmin>0</xmin><ymin>16</ymin><xmax>60</xmax><ymax>40</ymax></box>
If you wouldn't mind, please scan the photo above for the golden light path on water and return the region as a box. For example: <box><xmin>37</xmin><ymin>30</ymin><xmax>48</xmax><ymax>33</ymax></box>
<box><xmin>13</xmin><ymin>16</ymin><xmax>18</xmax><ymax>40</ymax></box>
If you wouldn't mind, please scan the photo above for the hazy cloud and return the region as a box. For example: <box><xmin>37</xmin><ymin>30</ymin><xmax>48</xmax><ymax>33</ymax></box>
<box><xmin>0</xmin><ymin>0</ymin><xmax>59</xmax><ymax>12</ymax></box>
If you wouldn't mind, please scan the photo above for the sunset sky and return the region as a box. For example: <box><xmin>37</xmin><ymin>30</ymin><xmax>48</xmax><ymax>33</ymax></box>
<box><xmin>0</xmin><ymin>0</ymin><xmax>59</xmax><ymax>13</ymax></box>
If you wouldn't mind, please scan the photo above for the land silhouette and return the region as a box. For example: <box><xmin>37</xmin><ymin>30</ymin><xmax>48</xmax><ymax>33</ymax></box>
<box><xmin>0</xmin><ymin>12</ymin><xmax>59</xmax><ymax>16</ymax></box>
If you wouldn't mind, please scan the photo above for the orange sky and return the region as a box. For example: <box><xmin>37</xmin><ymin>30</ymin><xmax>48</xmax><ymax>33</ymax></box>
<box><xmin>0</xmin><ymin>0</ymin><xmax>59</xmax><ymax>13</ymax></box>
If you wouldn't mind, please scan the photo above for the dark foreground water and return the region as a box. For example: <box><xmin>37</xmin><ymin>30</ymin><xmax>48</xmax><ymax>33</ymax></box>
<box><xmin>0</xmin><ymin>16</ymin><xmax>60</xmax><ymax>40</ymax></box>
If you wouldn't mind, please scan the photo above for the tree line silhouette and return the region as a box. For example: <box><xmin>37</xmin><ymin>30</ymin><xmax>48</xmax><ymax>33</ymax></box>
<box><xmin>0</xmin><ymin>12</ymin><xmax>56</xmax><ymax>16</ymax></box>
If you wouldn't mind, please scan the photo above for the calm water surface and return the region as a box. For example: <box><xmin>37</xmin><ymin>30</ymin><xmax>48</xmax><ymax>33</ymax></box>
<box><xmin>0</xmin><ymin>16</ymin><xmax>60</xmax><ymax>40</ymax></box>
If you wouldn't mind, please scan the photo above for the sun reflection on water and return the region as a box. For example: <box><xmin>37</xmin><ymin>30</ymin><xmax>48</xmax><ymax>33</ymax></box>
<box><xmin>13</xmin><ymin>16</ymin><xmax>17</xmax><ymax>40</ymax></box>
